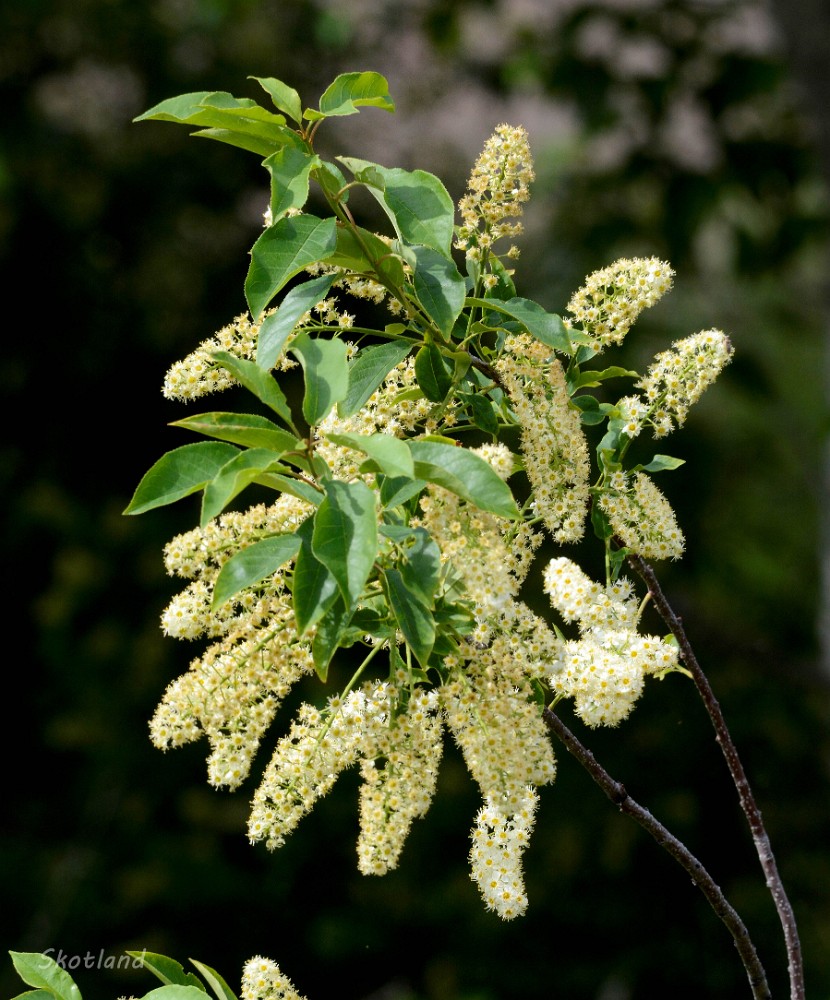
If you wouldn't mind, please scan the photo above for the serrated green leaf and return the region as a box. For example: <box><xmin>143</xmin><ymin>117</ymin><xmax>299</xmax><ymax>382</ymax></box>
<box><xmin>264</xmin><ymin>146</ymin><xmax>319</xmax><ymax>223</ymax></box>
<box><xmin>170</xmin><ymin>412</ymin><xmax>301</xmax><ymax>452</ymax></box>
<box><xmin>327</xmin><ymin>431</ymin><xmax>414</xmax><ymax>479</ymax></box>
<box><xmin>311</xmin><ymin>596</ymin><xmax>353</xmax><ymax>680</ymax></box>
<box><xmin>246</xmin><ymin>215</ymin><xmax>338</xmax><ymax>318</ymax></box>
<box><xmin>408</xmin><ymin>440</ymin><xmax>519</xmax><ymax>519</ymax></box>
<box><xmin>126</xmin><ymin>952</ymin><xmax>206</xmax><ymax>992</ymax></box>
<box><xmin>568</xmin><ymin>366</ymin><xmax>639</xmax><ymax>390</ymax></box>
<box><xmin>9</xmin><ymin>953</ymin><xmax>83</xmax><ymax>1000</ymax></box>
<box><xmin>338</xmin><ymin>158</ymin><xmax>454</xmax><ymax>256</ymax></box>
<box><xmin>293</xmin><ymin>517</ymin><xmax>340</xmax><ymax>634</ymax></box>
<box><xmin>312</xmin><ymin>480</ymin><xmax>378</xmax><ymax>606</ymax></box>
<box><xmin>190</xmin><ymin>128</ymin><xmax>284</xmax><ymax>158</ymax></box>
<box><xmin>400</xmin><ymin>528</ymin><xmax>441</xmax><ymax>607</ymax></box>
<box><xmin>211</xmin><ymin>352</ymin><xmax>293</xmax><ymax>426</ymax></box>
<box><xmin>591</xmin><ymin>502</ymin><xmax>614</xmax><ymax>541</ymax></box>
<box><xmin>10</xmin><ymin>990</ymin><xmax>52</xmax><ymax>1000</ymax></box>
<box><xmin>134</xmin><ymin>92</ymin><xmax>289</xmax><ymax>148</ymax></box>
<box><xmin>123</xmin><ymin>442</ymin><xmax>240</xmax><ymax>515</ymax></box>
<box><xmin>466</xmin><ymin>392</ymin><xmax>500</xmax><ymax>436</ymax></box>
<box><xmin>466</xmin><ymin>296</ymin><xmax>575</xmax><ymax>353</ymax></box>
<box><xmin>408</xmin><ymin>245</ymin><xmax>466</xmax><ymax>335</ymax></box>
<box><xmin>186</xmin><ymin>963</ymin><xmax>237</xmax><ymax>1000</ymax></box>
<box><xmin>638</xmin><ymin>454</ymin><xmax>686</xmax><ymax>473</ymax></box>
<box><xmin>141</xmin><ymin>988</ymin><xmax>209</xmax><ymax>1000</ymax></box>
<box><xmin>256</xmin><ymin>273</ymin><xmax>337</xmax><ymax>370</ymax></box>
<box><xmin>315</xmin><ymin>72</ymin><xmax>394</xmax><ymax>118</ymax></box>
<box><xmin>323</xmin><ymin>224</ymin><xmax>405</xmax><ymax>288</ymax></box>
<box><xmin>212</xmin><ymin>534</ymin><xmax>302</xmax><ymax>609</ymax></box>
<box><xmin>250</xmin><ymin>76</ymin><xmax>303</xmax><ymax>124</ymax></box>
<box><xmin>314</xmin><ymin>160</ymin><xmax>350</xmax><ymax>204</ymax></box>
<box><xmin>201</xmin><ymin>448</ymin><xmax>289</xmax><ymax>526</ymax></box>
<box><xmin>338</xmin><ymin>340</ymin><xmax>412</xmax><ymax>418</ymax></box>
<box><xmin>384</xmin><ymin>569</ymin><xmax>435</xmax><ymax>666</ymax></box>
<box><xmin>379</xmin><ymin>476</ymin><xmax>427</xmax><ymax>509</ymax></box>
<box><xmin>414</xmin><ymin>343</ymin><xmax>453</xmax><ymax>402</ymax></box>
<box><xmin>289</xmin><ymin>332</ymin><xmax>349</xmax><ymax>426</ymax></box>
<box><xmin>256</xmin><ymin>473</ymin><xmax>322</xmax><ymax>506</ymax></box>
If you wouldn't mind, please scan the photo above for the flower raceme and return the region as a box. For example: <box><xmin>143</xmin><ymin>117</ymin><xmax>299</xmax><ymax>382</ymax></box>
<box><xmin>127</xmin><ymin>73</ymin><xmax>735</xmax><ymax>926</ymax></box>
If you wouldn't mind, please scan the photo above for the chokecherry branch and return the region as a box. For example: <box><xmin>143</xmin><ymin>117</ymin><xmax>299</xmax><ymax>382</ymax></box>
<box><xmin>542</xmin><ymin>706</ymin><xmax>772</xmax><ymax>1000</ymax></box>
<box><xmin>626</xmin><ymin>552</ymin><xmax>804</xmax><ymax>1000</ymax></box>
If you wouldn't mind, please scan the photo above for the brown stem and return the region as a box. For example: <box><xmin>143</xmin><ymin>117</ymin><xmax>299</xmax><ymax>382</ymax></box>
<box><xmin>543</xmin><ymin>707</ymin><xmax>772</xmax><ymax>1000</ymax></box>
<box><xmin>627</xmin><ymin>552</ymin><xmax>804</xmax><ymax>1000</ymax></box>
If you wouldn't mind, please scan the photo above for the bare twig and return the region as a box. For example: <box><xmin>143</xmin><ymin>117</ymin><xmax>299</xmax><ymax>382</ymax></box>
<box><xmin>543</xmin><ymin>706</ymin><xmax>772</xmax><ymax>1000</ymax></box>
<box><xmin>627</xmin><ymin>552</ymin><xmax>804</xmax><ymax>1000</ymax></box>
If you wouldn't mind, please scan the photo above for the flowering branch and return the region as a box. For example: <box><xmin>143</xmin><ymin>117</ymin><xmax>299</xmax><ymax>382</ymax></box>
<box><xmin>542</xmin><ymin>706</ymin><xmax>772</xmax><ymax>1000</ymax></box>
<box><xmin>626</xmin><ymin>552</ymin><xmax>805</xmax><ymax>1000</ymax></box>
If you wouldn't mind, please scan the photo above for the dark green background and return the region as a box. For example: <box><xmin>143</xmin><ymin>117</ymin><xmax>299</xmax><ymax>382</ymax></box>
<box><xmin>4</xmin><ymin>1</ymin><xmax>830</xmax><ymax>998</ymax></box>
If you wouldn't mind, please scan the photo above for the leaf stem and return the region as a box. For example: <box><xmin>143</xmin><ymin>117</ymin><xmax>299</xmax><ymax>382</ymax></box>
<box><xmin>542</xmin><ymin>707</ymin><xmax>772</xmax><ymax>1000</ymax></box>
<box><xmin>626</xmin><ymin>552</ymin><xmax>804</xmax><ymax>1000</ymax></box>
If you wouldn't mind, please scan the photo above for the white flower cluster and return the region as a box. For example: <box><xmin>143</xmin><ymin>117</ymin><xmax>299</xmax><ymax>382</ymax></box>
<box><xmin>600</xmin><ymin>472</ymin><xmax>685</xmax><ymax>560</ymax></box>
<box><xmin>469</xmin><ymin>789</ymin><xmax>539</xmax><ymax>920</ymax></box>
<box><xmin>564</xmin><ymin>256</ymin><xmax>674</xmax><ymax>351</ymax></box>
<box><xmin>242</xmin><ymin>956</ymin><xmax>306</xmax><ymax>1000</ymax></box>
<box><xmin>151</xmin><ymin>495</ymin><xmax>316</xmax><ymax>789</ymax></box>
<box><xmin>357</xmin><ymin>687</ymin><xmax>444</xmax><ymax>875</ymax></box>
<box><xmin>496</xmin><ymin>335</ymin><xmax>591</xmax><ymax>543</ymax></box>
<box><xmin>636</xmin><ymin>329</ymin><xmax>734</xmax><ymax>436</ymax></box>
<box><xmin>544</xmin><ymin>557</ymin><xmax>679</xmax><ymax>727</ymax></box>
<box><xmin>456</xmin><ymin>123</ymin><xmax>535</xmax><ymax>262</ymax></box>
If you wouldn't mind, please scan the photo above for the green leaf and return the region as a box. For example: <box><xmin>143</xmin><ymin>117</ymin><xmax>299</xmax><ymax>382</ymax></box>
<box><xmin>187</xmin><ymin>963</ymin><xmax>237</xmax><ymax>1000</ymax></box>
<box><xmin>201</xmin><ymin>449</ymin><xmax>289</xmax><ymax>526</ymax></box>
<box><xmin>251</xmin><ymin>76</ymin><xmax>303</xmax><ymax>124</ymax></box>
<box><xmin>572</xmin><ymin>394</ymin><xmax>607</xmax><ymax>426</ymax></box>
<box><xmin>379</xmin><ymin>476</ymin><xmax>427</xmax><ymax>509</ymax></box>
<box><xmin>408</xmin><ymin>440</ymin><xmax>519</xmax><ymax>519</ymax></box>
<box><xmin>9</xmin><ymin>953</ymin><xmax>83</xmax><ymax>1000</ymax></box>
<box><xmin>141</xmin><ymin>988</ymin><xmax>209</xmax><ymax>1000</ymax></box>
<box><xmin>407</xmin><ymin>245</ymin><xmax>466</xmax><ymax>335</ymax></box>
<box><xmin>210</xmin><ymin>352</ymin><xmax>293</xmax><ymax>426</ymax></box>
<box><xmin>311</xmin><ymin>596</ymin><xmax>353</xmax><ymax>680</ymax></box>
<box><xmin>465</xmin><ymin>392</ymin><xmax>500</xmax><ymax>436</ymax></box>
<box><xmin>324</xmin><ymin>224</ymin><xmax>405</xmax><ymax>288</ymax></box>
<box><xmin>190</xmin><ymin>128</ymin><xmax>284</xmax><ymax>158</ymax></box>
<box><xmin>246</xmin><ymin>215</ymin><xmax>338</xmax><ymax>318</ymax></box>
<box><xmin>414</xmin><ymin>343</ymin><xmax>453</xmax><ymax>402</ymax></box>
<box><xmin>212</xmin><ymin>534</ymin><xmax>302</xmax><ymax>609</ymax></box>
<box><xmin>325</xmin><ymin>432</ymin><xmax>414</xmax><ymax>479</ymax></box>
<box><xmin>591</xmin><ymin>501</ymin><xmax>614</xmax><ymax>542</ymax></box>
<box><xmin>568</xmin><ymin>366</ymin><xmax>639</xmax><ymax>390</ymax></box>
<box><xmin>338</xmin><ymin>340</ymin><xmax>413</xmax><ymax>418</ymax></box>
<box><xmin>170</xmin><ymin>412</ymin><xmax>301</xmax><ymax>452</ymax></box>
<box><xmin>314</xmin><ymin>72</ymin><xmax>394</xmax><ymax>118</ymax></box>
<box><xmin>338</xmin><ymin>158</ymin><xmax>455</xmax><ymax>256</ymax></box>
<box><xmin>399</xmin><ymin>528</ymin><xmax>442</xmax><ymax>607</ymax></box>
<box><xmin>134</xmin><ymin>92</ymin><xmax>290</xmax><ymax>148</ymax></box>
<box><xmin>312</xmin><ymin>480</ymin><xmax>378</xmax><ymax>606</ymax></box>
<box><xmin>466</xmin><ymin>296</ymin><xmax>575</xmax><ymax>353</ymax></box>
<box><xmin>256</xmin><ymin>473</ymin><xmax>322</xmax><ymax>507</ymax></box>
<box><xmin>256</xmin><ymin>273</ymin><xmax>337</xmax><ymax>370</ymax></box>
<box><xmin>264</xmin><ymin>146</ymin><xmax>319</xmax><ymax>223</ymax></box>
<box><xmin>638</xmin><ymin>454</ymin><xmax>686</xmax><ymax>473</ymax></box>
<box><xmin>123</xmin><ymin>442</ymin><xmax>239</xmax><ymax>515</ymax></box>
<box><xmin>289</xmin><ymin>332</ymin><xmax>349</xmax><ymax>425</ymax></box>
<box><xmin>126</xmin><ymin>952</ymin><xmax>205</xmax><ymax>991</ymax></box>
<box><xmin>293</xmin><ymin>517</ymin><xmax>340</xmax><ymax>634</ymax></box>
<box><xmin>384</xmin><ymin>569</ymin><xmax>435</xmax><ymax>666</ymax></box>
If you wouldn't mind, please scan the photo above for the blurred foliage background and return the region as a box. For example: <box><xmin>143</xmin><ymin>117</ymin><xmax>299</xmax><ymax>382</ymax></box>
<box><xmin>4</xmin><ymin>1</ymin><xmax>830</xmax><ymax>998</ymax></box>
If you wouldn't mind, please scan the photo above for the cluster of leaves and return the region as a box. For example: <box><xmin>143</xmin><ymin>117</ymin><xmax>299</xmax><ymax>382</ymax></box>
<box><xmin>124</xmin><ymin>71</ymin><xmax>683</xmax><ymax>682</ymax></box>
<box><xmin>8</xmin><ymin>950</ymin><xmax>234</xmax><ymax>1000</ymax></box>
